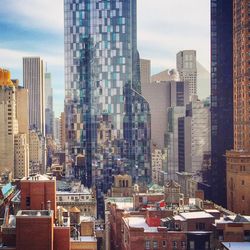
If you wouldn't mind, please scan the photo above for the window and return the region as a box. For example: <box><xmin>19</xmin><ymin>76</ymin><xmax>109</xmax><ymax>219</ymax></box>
<box><xmin>145</xmin><ymin>240</ymin><xmax>150</xmax><ymax>249</ymax></box>
<box><xmin>190</xmin><ymin>241</ymin><xmax>195</xmax><ymax>250</ymax></box>
<box><xmin>26</xmin><ymin>196</ymin><xmax>30</xmax><ymax>207</ymax></box>
<box><xmin>181</xmin><ymin>241</ymin><xmax>186</xmax><ymax>248</ymax></box>
<box><xmin>217</xmin><ymin>230</ymin><xmax>224</xmax><ymax>241</ymax></box>
<box><xmin>205</xmin><ymin>241</ymin><xmax>209</xmax><ymax>250</ymax></box>
<box><xmin>196</xmin><ymin>222</ymin><xmax>205</xmax><ymax>230</ymax></box>
<box><xmin>153</xmin><ymin>241</ymin><xmax>158</xmax><ymax>249</ymax></box>
<box><xmin>244</xmin><ymin>230</ymin><xmax>250</xmax><ymax>241</ymax></box>
<box><xmin>172</xmin><ymin>241</ymin><xmax>177</xmax><ymax>249</ymax></box>
<box><xmin>162</xmin><ymin>240</ymin><xmax>166</xmax><ymax>248</ymax></box>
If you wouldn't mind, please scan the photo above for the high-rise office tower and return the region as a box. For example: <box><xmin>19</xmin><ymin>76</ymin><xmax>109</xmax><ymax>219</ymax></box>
<box><xmin>142</xmin><ymin>80</ymin><xmax>189</xmax><ymax>149</ymax></box>
<box><xmin>164</xmin><ymin>81</ymin><xmax>190</xmax><ymax>181</ymax></box>
<box><xmin>29</xmin><ymin>130</ymin><xmax>46</xmax><ymax>174</ymax></box>
<box><xmin>0</xmin><ymin>71</ymin><xmax>18</xmax><ymax>177</ymax></box>
<box><xmin>60</xmin><ymin>112</ymin><xmax>65</xmax><ymax>150</ymax></box>
<box><xmin>0</xmin><ymin>69</ymin><xmax>29</xmax><ymax>179</ymax></box>
<box><xmin>140</xmin><ymin>59</ymin><xmax>151</xmax><ymax>85</ymax></box>
<box><xmin>16</xmin><ymin>87</ymin><xmax>29</xmax><ymax>136</ymax></box>
<box><xmin>64</xmin><ymin>0</ymin><xmax>151</xmax><ymax>211</ymax></box>
<box><xmin>15</xmin><ymin>86</ymin><xmax>30</xmax><ymax>178</ymax></box>
<box><xmin>151</xmin><ymin>70</ymin><xmax>171</xmax><ymax>82</ymax></box>
<box><xmin>176</xmin><ymin>50</ymin><xmax>197</xmax><ymax>97</ymax></box>
<box><xmin>165</xmin><ymin>106</ymin><xmax>186</xmax><ymax>181</ymax></box>
<box><xmin>151</xmin><ymin>146</ymin><xmax>163</xmax><ymax>184</ymax></box>
<box><xmin>226</xmin><ymin>0</ymin><xmax>250</xmax><ymax>215</ymax></box>
<box><xmin>23</xmin><ymin>57</ymin><xmax>45</xmax><ymax>136</ymax></box>
<box><xmin>178</xmin><ymin>97</ymin><xmax>211</xmax><ymax>175</ymax></box>
<box><xmin>54</xmin><ymin>116</ymin><xmax>61</xmax><ymax>146</ymax></box>
<box><xmin>14</xmin><ymin>134</ymin><xmax>29</xmax><ymax>178</ymax></box>
<box><xmin>210</xmin><ymin>0</ymin><xmax>233</xmax><ymax>207</ymax></box>
<box><xmin>45</xmin><ymin>72</ymin><xmax>54</xmax><ymax>137</ymax></box>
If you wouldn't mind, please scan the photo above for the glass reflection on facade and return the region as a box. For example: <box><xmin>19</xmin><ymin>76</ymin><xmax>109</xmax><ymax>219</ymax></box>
<box><xmin>64</xmin><ymin>0</ymin><xmax>151</xmax><ymax>215</ymax></box>
<box><xmin>210</xmin><ymin>0</ymin><xmax>233</xmax><ymax>207</ymax></box>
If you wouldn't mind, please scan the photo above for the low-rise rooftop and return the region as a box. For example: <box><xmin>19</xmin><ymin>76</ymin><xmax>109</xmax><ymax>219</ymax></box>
<box><xmin>106</xmin><ymin>197</ymin><xmax>133</xmax><ymax>210</ymax></box>
<box><xmin>22</xmin><ymin>174</ymin><xmax>54</xmax><ymax>181</ymax></box>
<box><xmin>16</xmin><ymin>210</ymin><xmax>53</xmax><ymax>217</ymax></box>
<box><xmin>124</xmin><ymin>216</ymin><xmax>158</xmax><ymax>233</ymax></box>
<box><xmin>71</xmin><ymin>236</ymin><xmax>97</xmax><ymax>242</ymax></box>
<box><xmin>214</xmin><ymin>214</ymin><xmax>250</xmax><ymax>225</ymax></box>
<box><xmin>177</xmin><ymin>211</ymin><xmax>214</xmax><ymax>220</ymax></box>
<box><xmin>222</xmin><ymin>242</ymin><xmax>250</xmax><ymax>250</ymax></box>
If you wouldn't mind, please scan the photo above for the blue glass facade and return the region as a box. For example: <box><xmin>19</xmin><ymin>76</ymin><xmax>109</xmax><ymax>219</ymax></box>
<box><xmin>64</xmin><ymin>0</ymin><xmax>151</xmax><ymax>215</ymax></box>
<box><xmin>210</xmin><ymin>0</ymin><xmax>233</xmax><ymax>207</ymax></box>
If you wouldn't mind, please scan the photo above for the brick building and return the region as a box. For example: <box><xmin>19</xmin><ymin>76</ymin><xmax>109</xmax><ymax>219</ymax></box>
<box><xmin>214</xmin><ymin>214</ymin><xmax>250</xmax><ymax>249</ymax></box>
<box><xmin>226</xmin><ymin>0</ymin><xmax>250</xmax><ymax>215</ymax></box>
<box><xmin>20</xmin><ymin>175</ymin><xmax>56</xmax><ymax>218</ymax></box>
<box><xmin>1</xmin><ymin>209</ymin><xmax>70</xmax><ymax>250</ymax></box>
<box><xmin>133</xmin><ymin>193</ymin><xmax>165</xmax><ymax>210</ymax></box>
<box><xmin>120</xmin><ymin>208</ymin><xmax>214</xmax><ymax>250</ymax></box>
<box><xmin>122</xmin><ymin>215</ymin><xmax>186</xmax><ymax>250</ymax></box>
<box><xmin>0</xmin><ymin>174</ymin><xmax>99</xmax><ymax>249</ymax></box>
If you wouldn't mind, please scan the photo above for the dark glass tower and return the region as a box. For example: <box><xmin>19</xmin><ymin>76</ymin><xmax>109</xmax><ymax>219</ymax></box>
<box><xmin>210</xmin><ymin>0</ymin><xmax>233</xmax><ymax>207</ymax></box>
<box><xmin>64</xmin><ymin>0</ymin><xmax>151</xmax><ymax>216</ymax></box>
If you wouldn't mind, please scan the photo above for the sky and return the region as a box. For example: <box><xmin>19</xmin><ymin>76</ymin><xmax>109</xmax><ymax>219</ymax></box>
<box><xmin>0</xmin><ymin>0</ymin><xmax>210</xmax><ymax>116</ymax></box>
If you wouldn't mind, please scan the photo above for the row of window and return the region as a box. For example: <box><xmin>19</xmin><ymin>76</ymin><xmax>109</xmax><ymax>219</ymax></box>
<box><xmin>57</xmin><ymin>195</ymin><xmax>91</xmax><ymax>201</ymax></box>
<box><xmin>145</xmin><ymin>240</ymin><xmax>186</xmax><ymax>249</ymax></box>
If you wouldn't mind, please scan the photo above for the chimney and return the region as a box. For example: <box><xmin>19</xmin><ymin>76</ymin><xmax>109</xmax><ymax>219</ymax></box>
<box><xmin>47</xmin><ymin>200</ymin><xmax>51</xmax><ymax>211</ymax></box>
<box><xmin>41</xmin><ymin>202</ymin><xmax>45</xmax><ymax>210</ymax></box>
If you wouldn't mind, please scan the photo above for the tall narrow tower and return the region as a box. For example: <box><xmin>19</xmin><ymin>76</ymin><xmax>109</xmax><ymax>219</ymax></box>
<box><xmin>210</xmin><ymin>0</ymin><xmax>233</xmax><ymax>207</ymax></box>
<box><xmin>64</xmin><ymin>0</ymin><xmax>151</xmax><ymax>208</ymax></box>
<box><xmin>45</xmin><ymin>72</ymin><xmax>54</xmax><ymax>137</ymax></box>
<box><xmin>226</xmin><ymin>0</ymin><xmax>250</xmax><ymax>215</ymax></box>
<box><xmin>0</xmin><ymin>69</ymin><xmax>29</xmax><ymax>179</ymax></box>
<box><xmin>23</xmin><ymin>57</ymin><xmax>45</xmax><ymax>136</ymax></box>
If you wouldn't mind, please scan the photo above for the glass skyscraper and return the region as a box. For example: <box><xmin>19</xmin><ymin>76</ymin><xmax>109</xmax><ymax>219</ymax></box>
<box><xmin>210</xmin><ymin>0</ymin><xmax>233</xmax><ymax>207</ymax></box>
<box><xmin>64</xmin><ymin>0</ymin><xmax>151</xmax><ymax>215</ymax></box>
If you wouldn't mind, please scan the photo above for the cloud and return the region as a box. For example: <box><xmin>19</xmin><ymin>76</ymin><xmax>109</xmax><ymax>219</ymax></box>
<box><xmin>0</xmin><ymin>0</ymin><xmax>64</xmax><ymax>33</ymax></box>
<box><xmin>0</xmin><ymin>0</ymin><xmax>210</xmax><ymax>115</ymax></box>
<box><xmin>0</xmin><ymin>0</ymin><xmax>210</xmax><ymax>72</ymax></box>
<box><xmin>137</xmin><ymin>0</ymin><xmax>210</xmax><ymax>71</ymax></box>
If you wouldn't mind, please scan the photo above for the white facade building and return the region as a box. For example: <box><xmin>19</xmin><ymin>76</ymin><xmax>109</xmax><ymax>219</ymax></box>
<box><xmin>177</xmin><ymin>50</ymin><xmax>197</xmax><ymax>97</ymax></box>
<box><xmin>56</xmin><ymin>183</ymin><xmax>96</xmax><ymax>217</ymax></box>
<box><xmin>23</xmin><ymin>57</ymin><xmax>45</xmax><ymax>136</ymax></box>
<box><xmin>0</xmin><ymin>70</ymin><xmax>29</xmax><ymax>179</ymax></box>
<box><xmin>29</xmin><ymin>130</ymin><xmax>46</xmax><ymax>174</ymax></box>
<box><xmin>14</xmin><ymin>133</ymin><xmax>29</xmax><ymax>178</ymax></box>
<box><xmin>178</xmin><ymin>97</ymin><xmax>211</xmax><ymax>175</ymax></box>
<box><xmin>151</xmin><ymin>148</ymin><xmax>163</xmax><ymax>184</ymax></box>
